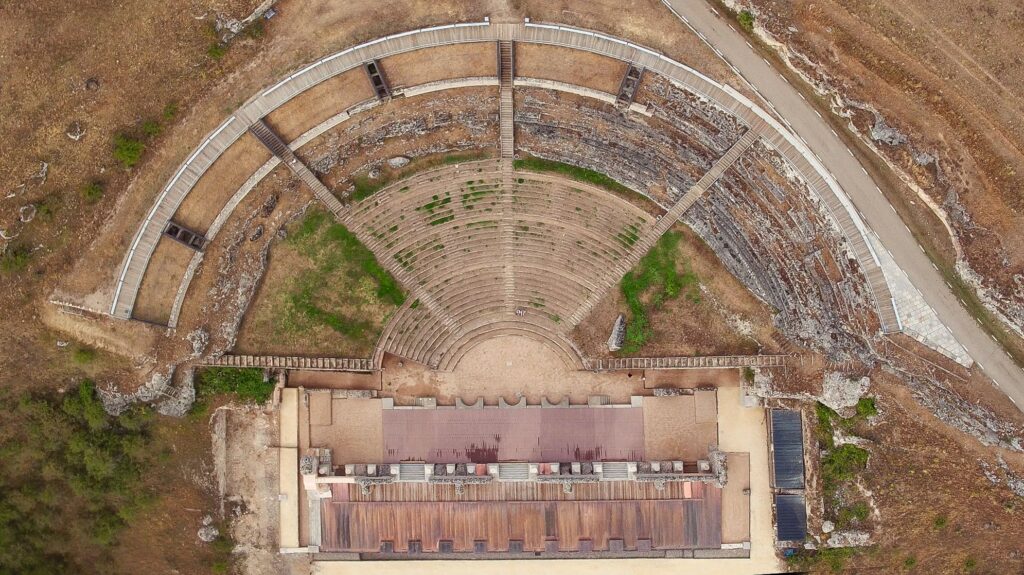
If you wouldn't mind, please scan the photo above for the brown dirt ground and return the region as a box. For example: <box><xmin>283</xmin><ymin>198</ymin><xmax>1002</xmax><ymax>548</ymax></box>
<box><xmin>515</xmin><ymin>43</ymin><xmax>629</xmax><ymax>94</ymax></box>
<box><xmin>133</xmin><ymin>236</ymin><xmax>196</xmax><ymax>325</ymax></box>
<box><xmin>174</xmin><ymin>131</ymin><xmax>274</xmax><ymax>234</ymax></box>
<box><xmin>744</xmin><ymin>0</ymin><xmax>1024</xmax><ymax>353</ymax></box>
<box><xmin>264</xmin><ymin>67</ymin><xmax>377</xmax><ymax>143</ymax></box>
<box><xmin>380</xmin><ymin>42</ymin><xmax>497</xmax><ymax>88</ymax></box>
<box><xmin>575</xmin><ymin>223</ymin><xmax>782</xmax><ymax>358</ymax></box>
<box><xmin>822</xmin><ymin>370</ymin><xmax>1024</xmax><ymax>574</ymax></box>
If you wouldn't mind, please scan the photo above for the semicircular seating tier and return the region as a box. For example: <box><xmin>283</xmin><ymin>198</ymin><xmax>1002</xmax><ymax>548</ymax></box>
<box><xmin>341</xmin><ymin>159</ymin><xmax>654</xmax><ymax>369</ymax></box>
<box><xmin>111</xmin><ymin>20</ymin><xmax>902</xmax><ymax>360</ymax></box>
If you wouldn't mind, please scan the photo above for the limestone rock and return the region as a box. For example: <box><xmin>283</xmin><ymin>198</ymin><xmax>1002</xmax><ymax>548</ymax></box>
<box><xmin>820</xmin><ymin>372</ymin><xmax>869</xmax><ymax>413</ymax></box>
<box><xmin>821</xmin><ymin>520</ymin><xmax>835</xmax><ymax>534</ymax></box>
<box><xmin>827</xmin><ymin>530</ymin><xmax>870</xmax><ymax>548</ymax></box>
<box><xmin>607</xmin><ymin>313</ymin><xmax>626</xmax><ymax>351</ymax></box>
<box><xmin>197</xmin><ymin>524</ymin><xmax>220</xmax><ymax>542</ymax></box>
<box><xmin>387</xmin><ymin>156</ymin><xmax>411</xmax><ymax>169</ymax></box>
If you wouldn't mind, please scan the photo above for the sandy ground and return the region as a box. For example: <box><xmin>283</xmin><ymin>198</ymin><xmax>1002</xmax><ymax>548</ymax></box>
<box><xmin>288</xmin><ymin>370</ymin><xmax>382</xmax><ymax>390</ymax></box>
<box><xmin>643</xmin><ymin>395</ymin><xmax>718</xmax><ymax>461</ymax></box>
<box><xmin>382</xmin><ymin>336</ymin><xmax>648</xmax><ymax>405</ymax></box>
<box><xmin>307</xmin><ymin>397</ymin><xmax>384</xmax><ymax>464</ymax></box>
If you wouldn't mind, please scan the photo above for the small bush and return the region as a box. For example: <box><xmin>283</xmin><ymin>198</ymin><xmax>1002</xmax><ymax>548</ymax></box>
<box><xmin>113</xmin><ymin>134</ymin><xmax>145</xmax><ymax>168</ymax></box>
<box><xmin>837</xmin><ymin>501</ymin><xmax>870</xmax><ymax>527</ymax></box>
<box><xmin>207</xmin><ymin>42</ymin><xmax>228</xmax><ymax>60</ymax></box>
<box><xmin>737</xmin><ymin>10</ymin><xmax>755</xmax><ymax>31</ymax></box>
<box><xmin>855</xmin><ymin>397</ymin><xmax>878</xmax><ymax>419</ymax></box>
<box><xmin>933</xmin><ymin>514</ymin><xmax>948</xmax><ymax>529</ymax></box>
<box><xmin>71</xmin><ymin>346</ymin><xmax>98</xmax><ymax>365</ymax></box>
<box><xmin>244</xmin><ymin>20</ymin><xmax>265</xmax><ymax>39</ymax></box>
<box><xmin>742</xmin><ymin>367</ymin><xmax>755</xmax><ymax>384</ymax></box>
<box><xmin>904</xmin><ymin>555</ymin><xmax>917</xmax><ymax>569</ymax></box>
<box><xmin>821</xmin><ymin>444</ymin><xmax>869</xmax><ymax>490</ymax></box>
<box><xmin>196</xmin><ymin>367</ymin><xmax>273</xmax><ymax>404</ymax></box>
<box><xmin>964</xmin><ymin>556</ymin><xmax>977</xmax><ymax>571</ymax></box>
<box><xmin>83</xmin><ymin>182</ymin><xmax>104</xmax><ymax>203</ymax></box>
<box><xmin>1</xmin><ymin>244</ymin><xmax>32</xmax><ymax>273</ymax></box>
<box><xmin>815</xmin><ymin>402</ymin><xmax>837</xmax><ymax>449</ymax></box>
<box><xmin>162</xmin><ymin>102</ymin><xmax>178</xmax><ymax>121</ymax></box>
<box><xmin>141</xmin><ymin>120</ymin><xmax>162</xmax><ymax>138</ymax></box>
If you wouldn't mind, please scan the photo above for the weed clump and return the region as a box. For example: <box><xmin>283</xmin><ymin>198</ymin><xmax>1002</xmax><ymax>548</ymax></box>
<box><xmin>113</xmin><ymin>134</ymin><xmax>145</xmax><ymax>168</ymax></box>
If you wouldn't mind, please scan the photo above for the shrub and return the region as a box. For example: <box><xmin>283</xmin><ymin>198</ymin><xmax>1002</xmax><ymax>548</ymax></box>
<box><xmin>244</xmin><ymin>20</ymin><xmax>265</xmax><ymax>39</ymax></box>
<box><xmin>855</xmin><ymin>396</ymin><xmax>878</xmax><ymax>419</ymax></box>
<box><xmin>737</xmin><ymin>10</ymin><xmax>755</xmax><ymax>32</ymax></box>
<box><xmin>141</xmin><ymin>119</ymin><xmax>162</xmax><ymax>138</ymax></box>
<box><xmin>820</xmin><ymin>444</ymin><xmax>869</xmax><ymax>491</ymax></box>
<box><xmin>162</xmin><ymin>102</ymin><xmax>178</xmax><ymax>121</ymax></box>
<box><xmin>113</xmin><ymin>134</ymin><xmax>145</xmax><ymax>168</ymax></box>
<box><xmin>72</xmin><ymin>346</ymin><xmax>97</xmax><ymax>365</ymax></box>
<box><xmin>933</xmin><ymin>514</ymin><xmax>948</xmax><ymax>529</ymax></box>
<box><xmin>815</xmin><ymin>402</ymin><xmax>837</xmax><ymax>449</ymax></box>
<box><xmin>837</xmin><ymin>501</ymin><xmax>870</xmax><ymax>527</ymax></box>
<box><xmin>207</xmin><ymin>42</ymin><xmax>228</xmax><ymax>60</ymax></box>
<box><xmin>0</xmin><ymin>243</ymin><xmax>32</xmax><ymax>273</ymax></box>
<box><xmin>964</xmin><ymin>556</ymin><xmax>977</xmax><ymax>571</ymax></box>
<box><xmin>196</xmin><ymin>367</ymin><xmax>273</xmax><ymax>404</ymax></box>
<box><xmin>0</xmin><ymin>380</ymin><xmax>158</xmax><ymax>571</ymax></box>
<box><xmin>83</xmin><ymin>181</ymin><xmax>104</xmax><ymax>203</ymax></box>
<box><xmin>904</xmin><ymin>555</ymin><xmax>917</xmax><ymax>569</ymax></box>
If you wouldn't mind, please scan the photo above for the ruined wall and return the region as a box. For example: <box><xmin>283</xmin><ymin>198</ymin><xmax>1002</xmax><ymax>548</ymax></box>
<box><xmin>515</xmin><ymin>83</ymin><xmax>745</xmax><ymax>205</ymax></box>
<box><xmin>684</xmin><ymin>141</ymin><xmax>876</xmax><ymax>361</ymax></box>
<box><xmin>295</xmin><ymin>87</ymin><xmax>499</xmax><ymax>191</ymax></box>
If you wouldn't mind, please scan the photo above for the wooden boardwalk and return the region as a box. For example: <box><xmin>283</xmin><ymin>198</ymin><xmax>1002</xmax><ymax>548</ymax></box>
<box><xmin>585</xmin><ymin>354</ymin><xmax>788</xmax><ymax>371</ymax></box>
<box><xmin>113</xmin><ymin>20</ymin><xmax>900</xmax><ymax>335</ymax></box>
<box><xmin>199</xmin><ymin>353</ymin><xmax>783</xmax><ymax>372</ymax></box>
<box><xmin>200</xmin><ymin>355</ymin><xmax>374</xmax><ymax>371</ymax></box>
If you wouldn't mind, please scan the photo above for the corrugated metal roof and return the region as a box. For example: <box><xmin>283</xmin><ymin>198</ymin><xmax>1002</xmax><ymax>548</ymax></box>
<box><xmin>770</xmin><ymin>409</ymin><xmax>805</xmax><ymax>489</ymax></box>
<box><xmin>774</xmin><ymin>493</ymin><xmax>807</xmax><ymax>541</ymax></box>
<box><xmin>381</xmin><ymin>407</ymin><xmax>645</xmax><ymax>463</ymax></box>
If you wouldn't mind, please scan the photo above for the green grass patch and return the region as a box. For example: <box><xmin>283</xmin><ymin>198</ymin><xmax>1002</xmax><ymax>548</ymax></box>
<box><xmin>71</xmin><ymin>346</ymin><xmax>98</xmax><ymax>365</ymax></box>
<box><xmin>933</xmin><ymin>513</ymin><xmax>948</xmax><ymax>530</ymax></box>
<box><xmin>619</xmin><ymin>231</ymin><xmax>699</xmax><ymax>354</ymax></box>
<box><xmin>815</xmin><ymin>402</ymin><xmax>838</xmax><ymax>449</ymax></box>
<box><xmin>855</xmin><ymin>396</ymin><xmax>878</xmax><ymax>419</ymax></box>
<box><xmin>141</xmin><ymin>119</ymin><xmax>162</xmax><ymax>138</ymax></box>
<box><xmin>737</xmin><ymin>10</ymin><xmax>755</xmax><ymax>31</ymax></box>
<box><xmin>195</xmin><ymin>367</ymin><xmax>272</xmax><ymax>404</ymax></box>
<box><xmin>786</xmin><ymin>547</ymin><xmax>856</xmax><ymax>573</ymax></box>
<box><xmin>837</xmin><ymin>501</ymin><xmax>870</xmax><ymax>528</ymax></box>
<box><xmin>513</xmin><ymin>156</ymin><xmax>634</xmax><ymax>196</ymax></box>
<box><xmin>257</xmin><ymin>209</ymin><xmax>404</xmax><ymax>350</ymax></box>
<box><xmin>113</xmin><ymin>134</ymin><xmax>145</xmax><ymax>168</ymax></box>
<box><xmin>82</xmin><ymin>181</ymin><xmax>105</xmax><ymax>203</ymax></box>
<box><xmin>207</xmin><ymin>42</ymin><xmax>228</xmax><ymax>60</ymax></box>
<box><xmin>821</xmin><ymin>444</ymin><xmax>869</xmax><ymax>492</ymax></box>
<box><xmin>1</xmin><ymin>243</ymin><xmax>32</xmax><ymax>273</ymax></box>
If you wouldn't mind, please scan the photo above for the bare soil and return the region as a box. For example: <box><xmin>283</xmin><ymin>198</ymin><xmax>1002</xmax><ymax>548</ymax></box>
<box><xmin>381</xmin><ymin>42</ymin><xmax>497</xmax><ymax>88</ymax></box>
<box><xmin>516</xmin><ymin>43</ymin><xmax>629</xmax><ymax>93</ymax></box>
<box><xmin>575</xmin><ymin>224</ymin><xmax>782</xmax><ymax>358</ymax></box>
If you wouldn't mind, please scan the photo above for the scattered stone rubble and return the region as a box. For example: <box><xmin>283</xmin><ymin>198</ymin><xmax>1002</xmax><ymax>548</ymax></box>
<box><xmin>687</xmin><ymin>143</ymin><xmax>875</xmax><ymax>361</ymax></box>
<box><xmin>980</xmin><ymin>457</ymin><xmax>1024</xmax><ymax>498</ymax></box>
<box><xmin>884</xmin><ymin>364</ymin><xmax>1022</xmax><ymax>452</ymax></box>
<box><xmin>727</xmin><ymin>2</ymin><xmax>1024</xmax><ymax>338</ymax></box>
<box><xmin>96</xmin><ymin>365</ymin><xmax>195</xmax><ymax>417</ymax></box>
<box><xmin>607</xmin><ymin>313</ymin><xmax>625</xmax><ymax>352</ymax></box>
<box><xmin>819</xmin><ymin>373</ymin><xmax>870</xmax><ymax>415</ymax></box>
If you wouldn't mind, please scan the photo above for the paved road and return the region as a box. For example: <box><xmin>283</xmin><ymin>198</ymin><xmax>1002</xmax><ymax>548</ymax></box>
<box><xmin>664</xmin><ymin>0</ymin><xmax>1024</xmax><ymax>410</ymax></box>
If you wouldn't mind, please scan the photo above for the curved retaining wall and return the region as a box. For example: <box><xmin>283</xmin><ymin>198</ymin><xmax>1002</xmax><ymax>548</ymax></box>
<box><xmin>113</xmin><ymin>20</ymin><xmax>899</xmax><ymax>333</ymax></box>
